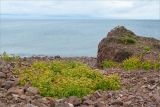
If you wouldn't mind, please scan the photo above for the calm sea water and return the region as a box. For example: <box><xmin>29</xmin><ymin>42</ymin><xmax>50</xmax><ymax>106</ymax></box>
<box><xmin>0</xmin><ymin>19</ymin><xmax>160</xmax><ymax>57</ymax></box>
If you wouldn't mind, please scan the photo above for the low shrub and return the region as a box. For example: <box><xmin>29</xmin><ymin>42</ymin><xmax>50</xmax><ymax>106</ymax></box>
<box><xmin>96</xmin><ymin>74</ymin><xmax>120</xmax><ymax>90</ymax></box>
<box><xmin>122</xmin><ymin>57</ymin><xmax>141</xmax><ymax>70</ymax></box>
<box><xmin>0</xmin><ymin>52</ymin><xmax>19</xmax><ymax>62</ymax></box>
<box><xmin>142</xmin><ymin>61</ymin><xmax>152</xmax><ymax>70</ymax></box>
<box><xmin>102</xmin><ymin>60</ymin><xmax>119</xmax><ymax>68</ymax></box>
<box><xmin>102</xmin><ymin>56</ymin><xmax>159</xmax><ymax>72</ymax></box>
<box><xmin>122</xmin><ymin>56</ymin><xmax>159</xmax><ymax>71</ymax></box>
<box><xmin>143</xmin><ymin>46</ymin><xmax>151</xmax><ymax>53</ymax></box>
<box><xmin>16</xmin><ymin>60</ymin><xmax>121</xmax><ymax>98</ymax></box>
<box><xmin>153</xmin><ymin>62</ymin><xmax>160</xmax><ymax>71</ymax></box>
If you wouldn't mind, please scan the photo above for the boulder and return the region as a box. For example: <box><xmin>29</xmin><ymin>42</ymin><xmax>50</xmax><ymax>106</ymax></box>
<box><xmin>97</xmin><ymin>26</ymin><xmax>160</xmax><ymax>68</ymax></box>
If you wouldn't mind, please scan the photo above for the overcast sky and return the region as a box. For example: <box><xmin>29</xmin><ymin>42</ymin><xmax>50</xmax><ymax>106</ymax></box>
<box><xmin>0</xmin><ymin>0</ymin><xmax>160</xmax><ymax>19</ymax></box>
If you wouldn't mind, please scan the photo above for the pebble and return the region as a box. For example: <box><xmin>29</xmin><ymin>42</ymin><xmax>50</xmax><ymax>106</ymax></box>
<box><xmin>26</xmin><ymin>87</ymin><xmax>39</xmax><ymax>95</ymax></box>
<box><xmin>79</xmin><ymin>105</ymin><xmax>88</xmax><ymax>107</ymax></box>
<box><xmin>94</xmin><ymin>102</ymin><xmax>106</xmax><ymax>107</ymax></box>
<box><xmin>1</xmin><ymin>80</ymin><xmax>15</xmax><ymax>89</ymax></box>
<box><xmin>7</xmin><ymin>87</ymin><xmax>24</xmax><ymax>95</ymax></box>
<box><xmin>110</xmin><ymin>100</ymin><xmax>123</xmax><ymax>106</ymax></box>
<box><xmin>12</xmin><ymin>94</ymin><xmax>19</xmax><ymax>100</ymax></box>
<box><xmin>92</xmin><ymin>91</ymin><xmax>101</xmax><ymax>99</ymax></box>
<box><xmin>152</xmin><ymin>94</ymin><xmax>160</xmax><ymax>105</ymax></box>
<box><xmin>66</xmin><ymin>96</ymin><xmax>81</xmax><ymax>106</ymax></box>
<box><xmin>83</xmin><ymin>99</ymin><xmax>94</xmax><ymax>105</ymax></box>
<box><xmin>123</xmin><ymin>100</ymin><xmax>132</xmax><ymax>106</ymax></box>
<box><xmin>0</xmin><ymin>72</ymin><xmax>6</xmax><ymax>78</ymax></box>
<box><xmin>55</xmin><ymin>102</ymin><xmax>73</xmax><ymax>107</ymax></box>
<box><xmin>20</xmin><ymin>95</ymin><xmax>27</xmax><ymax>100</ymax></box>
<box><xmin>24</xmin><ymin>104</ymin><xmax>38</xmax><ymax>107</ymax></box>
<box><xmin>0</xmin><ymin>101</ymin><xmax>6</xmax><ymax>107</ymax></box>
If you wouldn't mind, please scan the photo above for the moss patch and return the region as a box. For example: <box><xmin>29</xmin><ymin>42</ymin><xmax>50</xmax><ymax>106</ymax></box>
<box><xmin>118</xmin><ymin>36</ymin><xmax>136</xmax><ymax>45</ymax></box>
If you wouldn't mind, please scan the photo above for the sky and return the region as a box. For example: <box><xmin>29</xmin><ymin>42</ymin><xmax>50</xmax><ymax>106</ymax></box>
<box><xmin>0</xmin><ymin>0</ymin><xmax>160</xmax><ymax>20</ymax></box>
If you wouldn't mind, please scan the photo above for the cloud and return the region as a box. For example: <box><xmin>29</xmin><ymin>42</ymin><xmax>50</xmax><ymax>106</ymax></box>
<box><xmin>0</xmin><ymin>0</ymin><xmax>159</xmax><ymax>19</ymax></box>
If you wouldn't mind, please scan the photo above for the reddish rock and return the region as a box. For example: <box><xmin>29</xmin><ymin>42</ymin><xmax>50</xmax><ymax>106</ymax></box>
<box><xmin>110</xmin><ymin>100</ymin><xmax>123</xmax><ymax>106</ymax></box>
<box><xmin>24</xmin><ymin>104</ymin><xmax>38</xmax><ymax>107</ymax></box>
<box><xmin>97</xmin><ymin>26</ymin><xmax>160</xmax><ymax>68</ymax></box>
<box><xmin>65</xmin><ymin>96</ymin><xmax>81</xmax><ymax>106</ymax></box>
<box><xmin>0</xmin><ymin>101</ymin><xmax>6</xmax><ymax>107</ymax></box>
<box><xmin>7</xmin><ymin>87</ymin><xmax>24</xmax><ymax>95</ymax></box>
<box><xmin>26</xmin><ymin>87</ymin><xmax>39</xmax><ymax>95</ymax></box>
<box><xmin>83</xmin><ymin>99</ymin><xmax>94</xmax><ymax>105</ymax></box>
<box><xmin>1</xmin><ymin>80</ymin><xmax>15</xmax><ymax>89</ymax></box>
<box><xmin>95</xmin><ymin>103</ymin><xmax>106</xmax><ymax>107</ymax></box>
<box><xmin>0</xmin><ymin>72</ymin><xmax>6</xmax><ymax>78</ymax></box>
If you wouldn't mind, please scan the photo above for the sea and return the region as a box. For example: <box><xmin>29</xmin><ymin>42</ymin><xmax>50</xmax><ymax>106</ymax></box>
<box><xmin>0</xmin><ymin>19</ymin><xmax>160</xmax><ymax>57</ymax></box>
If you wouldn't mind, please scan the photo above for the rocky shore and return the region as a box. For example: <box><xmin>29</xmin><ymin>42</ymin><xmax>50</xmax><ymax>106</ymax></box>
<box><xmin>0</xmin><ymin>56</ymin><xmax>160</xmax><ymax>107</ymax></box>
<box><xmin>0</xmin><ymin>26</ymin><xmax>160</xmax><ymax>107</ymax></box>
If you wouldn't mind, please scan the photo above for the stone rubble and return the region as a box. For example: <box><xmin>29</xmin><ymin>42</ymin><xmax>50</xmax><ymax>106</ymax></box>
<box><xmin>0</xmin><ymin>57</ymin><xmax>160</xmax><ymax>107</ymax></box>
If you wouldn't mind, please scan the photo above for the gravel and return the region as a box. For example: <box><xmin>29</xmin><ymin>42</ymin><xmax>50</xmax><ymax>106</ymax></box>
<box><xmin>0</xmin><ymin>57</ymin><xmax>159</xmax><ymax>107</ymax></box>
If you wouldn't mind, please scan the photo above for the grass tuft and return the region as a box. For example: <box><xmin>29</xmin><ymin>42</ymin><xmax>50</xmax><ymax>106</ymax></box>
<box><xmin>103</xmin><ymin>60</ymin><xmax>119</xmax><ymax>69</ymax></box>
<box><xmin>122</xmin><ymin>57</ymin><xmax>141</xmax><ymax>71</ymax></box>
<box><xmin>0</xmin><ymin>52</ymin><xmax>19</xmax><ymax>62</ymax></box>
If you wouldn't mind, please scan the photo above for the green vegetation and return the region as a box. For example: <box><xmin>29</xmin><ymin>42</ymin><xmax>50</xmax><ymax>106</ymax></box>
<box><xmin>139</xmin><ymin>46</ymin><xmax>151</xmax><ymax>61</ymax></box>
<box><xmin>122</xmin><ymin>57</ymin><xmax>141</xmax><ymax>70</ymax></box>
<box><xmin>153</xmin><ymin>62</ymin><xmax>160</xmax><ymax>71</ymax></box>
<box><xmin>102</xmin><ymin>57</ymin><xmax>160</xmax><ymax>71</ymax></box>
<box><xmin>0</xmin><ymin>52</ymin><xmax>19</xmax><ymax>62</ymax></box>
<box><xmin>16</xmin><ymin>60</ymin><xmax>121</xmax><ymax>98</ymax></box>
<box><xmin>143</xmin><ymin>46</ymin><xmax>151</xmax><ymax>53</ymax></box>
<box><xmin>122</xmin><ymin>57</ymin><xmax>160</xmax><ymax>71</ymax></box>
<box><xmin>118</xmin><ymin>35</ymin><xmax>136</xmax><ymax>45</ymax></box>
<box><xmin>142</xmin><ymin>61</ymin><xmax>152</xmax><ymax>70</ymax></box>
<box><xmin>103</xmin><ymin>60</ymin><xmax>119</xmax><ymax>69</ymax></box>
